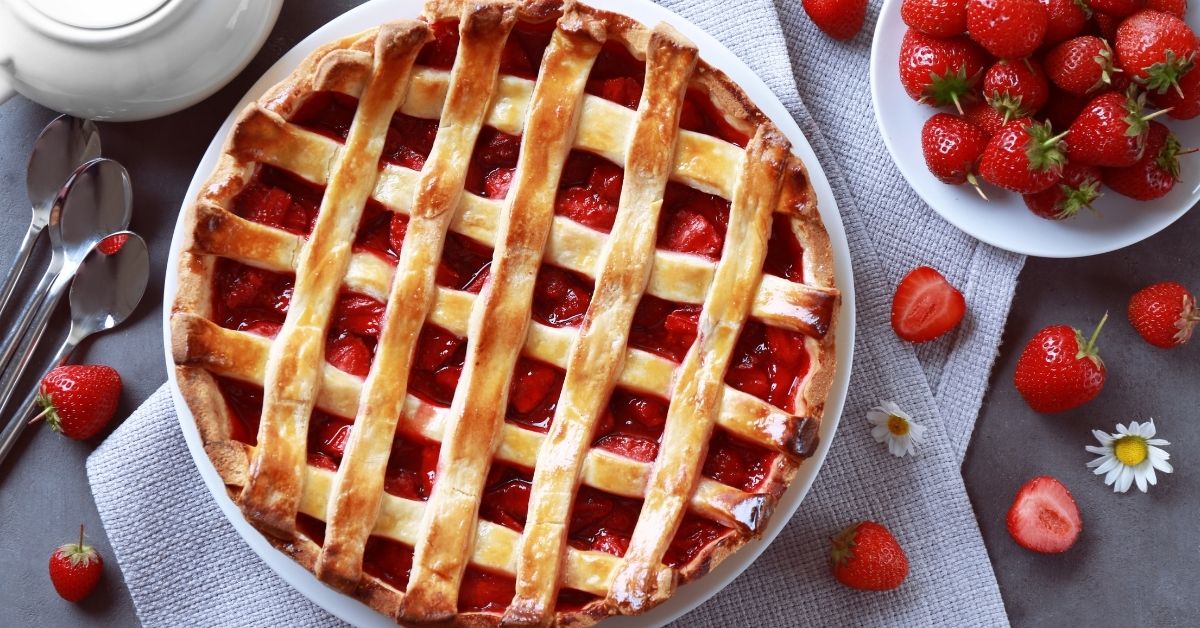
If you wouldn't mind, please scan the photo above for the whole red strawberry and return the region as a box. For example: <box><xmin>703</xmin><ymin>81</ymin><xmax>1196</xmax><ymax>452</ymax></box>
<box><xmin>899</xmin><ymin>30</ymin><xmax>989</xmax><ymax>112</ymax></box>
<box><xmin>1045</xmin><ymin>36</ymin><xmax>1122</xmax><ymax>96</ymax></box>
<box><xmin>1114</xmin><ymin>10</ymin><xmax>1198</xmax><ymax>95</ymax></box>
<box><xmin>902</xmin><ymin>0</ymin><xmax>969</xmax><ymax>37</ymax></box>
<box><xmin>36</xmin><ymin>364</ymin><xmax>122</xmax><ymax>440</ymax></box>
<box><xmin>1151</xmin><ymin>64</ymin><xmax>1200</xmax><ymax>119</ymax></box>
<box><xmin>1066</xmin><ymin>90</ymin><xmax>1161</xmax><ymax>167</ymax></box>
<box><xmin>803</xmin><ymin>0</ymin><xmax>868</xmax><ymax>40</ymax></box>
<box><xmin>1040</xmin><ymin>0</ymin><xmax>1090</xmax><ymax>45</ymax></box>
<box><xmin>1146</xmin><ymin>0</ymin><xmax>1187</xmax><ymax>17</ymax></box>
<box><xmin>980</xmin><ymin>119</ymin><xmax>1067</xmax><ymax>193</ymax></box>
<box><xmin>830</xmin><ymin>521</ymin><xmax>909</xmax><ymax>591</ymax></box>
<box><xmin>1023</xmin><ymin>162</ymin><xmax>1103</xmax><ymax>219</ymax></box>
<box><xmin>49</xmin><ymin>525</ymin><xmax>103</xmax><ymax>602</ymax></box>
<box><xmin>1091</xmin><ymin>0</ymin><xmax>1147</xmax><ymax>15</ymax></box>
<box><xmin>1007</xmin><ymin>476</ymin><xmax>1082</xmax><ymax>554</ymax></box>
<box><xmin>1128</xmin><ymin>281</ymin><xmax>1199</xmax><ymax>347</ymax></box>
<box><xmin>921</xmin><ymin>113</ymin><xmax>991</xmax><ymax>196</ymax></box>
<box><xmin>966</xmin><ymin>0</ymin><xmax>1048</xmax><ymax>59</ymax></box>
<box><xmin>984</xmin><ymin>59</ymin><xmax>1050</xmax><ymax>120</ymax></box>
<box><xmin>1105</xmin><ymin>120</ymin><xmax>1186</xmax><ymax>199</ymax></box>
<box><xmin>964</xmin><ymin>101</ymin><xmax>1008</xmax><ymax>136</ymax></box>
<box><xmin>1013</xmin><ymin>314</ymin><xmax>1108</xmax><ymax>413</ymax></box>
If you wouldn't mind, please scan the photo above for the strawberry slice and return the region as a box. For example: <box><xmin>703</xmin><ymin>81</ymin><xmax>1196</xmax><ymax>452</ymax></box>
<box><xmin>332</xmin><ymin>293</ymin><xmax>385</xmax><ymax>338</ymax></box>
<box><xmin>326</xmin><ymin>333</ymin><xmax>372</xmax><ymax>377</ymax></box>
<box><xmin>594</xmin><ymin>433</ymin><xmax>659</xmax><ymax>463</ymax></box>
<box><xmin>891</xmin><ymin>266</ymin><xmax>966</xmax><ymax>343</ymax></box>
<box><xmin>509</xmin><ymin>359</ymin><xmax>559</xmax><ymax>415</ymax></box>
<box><xmin>1007</xmin><ymin>476</ymin><xmax>1082</xmax><ymax>554</ymax></box>
<box><xmin>589</xmin><ymin>530</ymin><xmax>630</xmax><ymax>556</ymax></box>
<box><xmin>316</xmin><ymin>419</ymin><xmax>352</xmax><ymax>460</ymax></box>
<box><xmin>588</xmin><ymin>77</ymin><xmax>643</xmax><ymax>109</ymax></box>
<box><xmin>389</xmin><ymin>214</ymin><xmax>408</xmax><ymax>256</ymax></box>
<box><xmin>588</xmin><ymin>160</ymin><xmax>624</xmax><ymax>204</ymax></box>
<box><xmin>483</xmin><ymin>167</ymin><xmax>515</xmax><ymax>199</ymax></box>
<box><xmin>660</xmin><ymin>208</ymin><xmax>723</xmax><ymax>259</ymax></box>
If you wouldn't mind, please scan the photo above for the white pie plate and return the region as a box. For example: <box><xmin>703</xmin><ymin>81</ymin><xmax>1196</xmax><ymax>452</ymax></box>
<box><xmin>870</xmin><ymin>0</ymin><xmax>1200</xmax><ymax>258</ymax></box>
<box><xmin>162</xmin><ymin>0</ymin><xmax>856</xmax><ymax>625</ymax></box>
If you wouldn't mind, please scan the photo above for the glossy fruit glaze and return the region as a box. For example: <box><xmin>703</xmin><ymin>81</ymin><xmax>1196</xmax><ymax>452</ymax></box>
<box><xmin>209</xmin><ymin>16</ymin><xmax>811</xmax><ymax>610</ymax></box>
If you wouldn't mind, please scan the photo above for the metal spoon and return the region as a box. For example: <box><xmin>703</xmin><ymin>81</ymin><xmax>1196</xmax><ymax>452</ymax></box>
<box><xmin>0</xmin><ymin>116</ymin><xmax>101</xmax><ymax>335</ymax></box>
<box><xmin>0</xmin><ymin>159</ymin><xmax>131</xmax><ymax>410</ymax></box>
<box><xmin>0</xmin><ymin>232</ymin><xmax>148</xmax><ymax>464</ymax></box>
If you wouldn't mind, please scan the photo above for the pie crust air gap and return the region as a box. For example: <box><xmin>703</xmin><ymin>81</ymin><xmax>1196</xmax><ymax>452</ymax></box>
<box><xmin>170</xmin><ymin>1</ymin><xmax>840</xmax><ymax>625</ymax></box>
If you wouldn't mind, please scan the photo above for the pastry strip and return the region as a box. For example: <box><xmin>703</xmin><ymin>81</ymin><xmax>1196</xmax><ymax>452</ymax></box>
<box><xmin>400</xmin><ymin>11</ymin><xmax>604</xmax><ymax>621</ymax></box>
<box><xmin>315</xmin><ymin>3</ymin><xmax>516</xmax><ymax>591</ymax></box>
<box><xmin>606</xmin><ymin>127</ymin><xmax>790</xmax><ymax>613</ymax></box>
<box><xmin>228</xmin><ymin>113</ymin><xmax>837</xmax><ymax>336</ymax></box>
<box><xmin>504</xmin><ymin>24</ymin><xmax>698</xmax><ymax>625</ymax></box>
<box><xmin>238</xmin><ymin>22</ymin><xmax>431</xmax><ymax>537</ymax></box>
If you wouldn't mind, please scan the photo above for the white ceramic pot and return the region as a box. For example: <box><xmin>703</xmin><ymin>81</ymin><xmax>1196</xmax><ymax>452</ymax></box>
<box><xmin>0</xmin><ymin>0</ymin><xmax>283</xmax><ymax>121</ymax></box>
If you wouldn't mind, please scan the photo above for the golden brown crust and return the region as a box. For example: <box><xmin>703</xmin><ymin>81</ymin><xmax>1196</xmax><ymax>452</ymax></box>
<box><xmin>170</xmin><ymin>1</ymin><xmax>840</xmax><ymax>625</ymax></box>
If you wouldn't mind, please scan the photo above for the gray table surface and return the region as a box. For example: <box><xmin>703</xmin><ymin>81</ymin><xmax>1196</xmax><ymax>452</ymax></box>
<box><xmin>2</xmin><ymin>3</ymin><xmax>1198</xmax><ymax>626</ymax></box>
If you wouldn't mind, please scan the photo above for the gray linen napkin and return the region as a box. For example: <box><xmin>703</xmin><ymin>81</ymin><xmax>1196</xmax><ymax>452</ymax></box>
<box><xmin>88</xmin><ymin>0</ymin><xmax>1018</xmax><ymax>625</ymax></box>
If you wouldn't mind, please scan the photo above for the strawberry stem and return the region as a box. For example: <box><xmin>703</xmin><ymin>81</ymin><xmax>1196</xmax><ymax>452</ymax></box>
<box><xmin>1045</xmin><ymin>131</ymin><xmax>1069</xmax><ymax>147</ymax></box>
<box><xmin>1080</xmin><ymin>311</ymin><xmax>1109</xmax><ymax>357</ymax></box>
<box><xmin>1143</xmin><ymin>107</ymin><xmax>1173</xmax><ymax>122</ymax></box>
<box><xmin>29</xmin><ymin>406</ymin><xmax>51</xmax><ymax>425</ymax></box>
<box><xmin>966</xmin><ymin>173</ymin><xmax>989</xmax><ymax>200</ymax></box>
<box><xmin>78</xmin><ymin>523</ymin><xmax>85</xmax><ymax>552</ymax></box>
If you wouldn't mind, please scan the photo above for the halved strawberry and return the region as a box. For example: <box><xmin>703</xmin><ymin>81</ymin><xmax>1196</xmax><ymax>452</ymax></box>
<box><xmin>891</xmin><ymin>266</ymin><xmax>967</xmax><ymax>343</ymax></box>
<box><xmin>1006</xmin><ymin>476</ymin><xmax>1082</xmax><ymax>554</ymax></box>
<box><xmin>483</xmin><ymin>167</ymin><xmax>515</xmax><ymax>199</ymax></box>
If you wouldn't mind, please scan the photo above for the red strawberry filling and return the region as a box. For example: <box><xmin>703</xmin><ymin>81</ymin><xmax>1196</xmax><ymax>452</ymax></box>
<box><xmin>210</xmin><ymin>17</ymin><xmax>811</xmax><ymax>613</ymax></box>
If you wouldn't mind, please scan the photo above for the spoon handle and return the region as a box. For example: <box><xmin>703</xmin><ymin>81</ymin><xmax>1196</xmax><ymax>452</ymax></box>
<box><xmin>0</xmin><ymin>263</ymin><xmax>55</xmax><ymax>376</ymax></box>
<box><xmin>0</xmin><ymin>274</ymin><xmax>68</xmax><ymax>427</ymax></box>
<box><xmin>0</xmin><ymin>223</ymin><xmax>43</xmax><ymax>327</ymax></box>
<box><xmin>0</xmin><ymin>332</ymin><xmax>76</xmax><ymax>466</ymax></box>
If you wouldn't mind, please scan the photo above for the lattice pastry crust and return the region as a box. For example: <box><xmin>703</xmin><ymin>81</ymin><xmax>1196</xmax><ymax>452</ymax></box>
<box><xmin>171</xmin><ymin>1</ymin><xmax>840</xmax><ymax>625</ymax></box>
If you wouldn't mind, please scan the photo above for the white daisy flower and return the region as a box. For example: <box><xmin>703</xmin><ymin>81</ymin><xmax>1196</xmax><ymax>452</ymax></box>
<box><xmin>866</xmin><ymin>401</ymin><xmax>926</xmax><ymax>458</ymax></box>
<box><xmin>1085</xmin><ymin>419</ymin><xmax>1173</xmax><ymax>493</ymax></box>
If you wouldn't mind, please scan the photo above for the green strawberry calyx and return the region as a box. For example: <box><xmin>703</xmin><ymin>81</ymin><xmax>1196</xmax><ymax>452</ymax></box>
<box><xmin>1091</xmin><ymin>44</ymin><xmax>1120</xmax><ymax>92</ymax></box>
<box><xmin>1156</xmin><ymin>132</ymin><xmax>1185</xmax><ymax>180</ymax></box>
<box><xmin>1139</xmin><ymin>49</ymin><xmax>1196</xmax><ymax>98</ymax></box>
<box><xmin>1053</xmin><ymin>178</ymin><xmax>1102</xmax><ymax>220</ymax></box>
<box><xmin>830</xmin><ymin>522</ymin><xmax>862</xmax><ymax>566</ymax></box>
<box><xmin>1072</xmin><ymin>0</ymin><xmax>1093</xmax><ymax>19</ymax></box>
<box><xmin>1073</xmin><ymin>312</ymin><xmax>1109</xmax><ymax>369</ymax></box>
<box><xmin>919</xmin><ymin>65</ymin><xmax>981</xmax><ymax>115</ymax></box>
<box><xmin>34</xmin><ymin>392</ymin><xmax>64</xmax><ymax>433</ymax></box>
<box><xmin>987</xmin><ymin>90</ymin><xmax>1027</xmax><ymax>125</ymax></box>
<box><xmin>57</xmin><ymin>524</ymin><xmax>99</xmax><ymax>568</ymax></box>
<box><xmin>1025</xmin><ymin>121</ymin><xmax>1068</xmax><ymax>174</ymax></box>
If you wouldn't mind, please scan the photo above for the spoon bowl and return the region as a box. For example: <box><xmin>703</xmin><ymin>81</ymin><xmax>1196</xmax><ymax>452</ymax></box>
<box><xmin>52</xmin><ymin>158</ymin><xmax>134</xmax><ymax>267</ymax></box>
<box><xmin>69</xmin><ymin>232</ymin><xmax>150</xmax><ymax>340</ymax></box>
<box><xmin>26</xmin><ymin>116</ymin><xmax>102</xmax><ymax>216</ymax></box>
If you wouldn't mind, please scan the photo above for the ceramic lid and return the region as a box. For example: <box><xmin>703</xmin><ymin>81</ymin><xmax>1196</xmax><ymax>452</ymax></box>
<box><xmin>26</xmin><ymin>0</ymin><xmax>170</xmax><ymax>29</ymax></box>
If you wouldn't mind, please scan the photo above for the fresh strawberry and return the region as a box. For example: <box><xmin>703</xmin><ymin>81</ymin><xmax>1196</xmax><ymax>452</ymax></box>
<box><xmin>1040</xmin><ymin>89</ymin><xmax>1089</xmax><ymax>129</ymax></box>
<box><xmin>1006</xmin><ymin>476</ymin><xmax>1083</xmax><ymax>554</ymax></box>
<box><xmin>1146</xmin><ymin>0</ymin><xmax>1187</xmax><ymax>17</ymax></box>
<box><xmin>49</xmin><ymin>525</ymin><xmax>103</xmax><ymax>602</ymax></box>
<box><xmin>979</xmin><ymin>119</ymin><xmax>1067</xmax><ymax>193</ymax></box>
<box><xmin>1128</xmin><ymin>281</ymin><xmax>1199</xmax><ymax>347</ymax></box>
<box><xmin>1105</xmin><ymin>120</ymin><xmax>1187</xmax><ymax>198</ymax></box>
<box><xmin>966</xmin><ymin>0</ymin><xmax>1048</xmax><ymax>59</ymax></box>
<box><xmin>902</xmin><ymin>0</ymin><xmax>969</xmax><ymax>37</ymax></box>
<box><xmin>1023</xmin><ymin>162</ymin><xmax>1103</xmax><ymax>219</ymax></box>
<box><xmin>1066</xmin><ymin>89</ymin><xmax>1163</xmax><ymax>167</ymax></box>
<box><xmin>1041</xmin><ymin>0</ymin><xmax>1091</xmax><ymax>45</ymax></box>
<box><xmin>1150</xmin><ymin>63</ymin><xmax>1200</xmax><ymax>118</ymax></box>
<box><xmin>36</xmin><ymin>365</ymin><xmax>122</xmax><ymax>440</ymax></box>
<box><xmin>1090</xmin><ymin>0</ymin><xmax>1146</xmax><ymax>15</ymax></box>
<box><xmin>964</xmin><ymin>101</ymin><xmax>1009</xmax><ymax>136</ymax></box>
<box><xmin>830</xmin><ymin>521</ymin><xmax>909</xmax><ymax>591</ymax></box>
<box><xmin>1114</xmin><ymin>10</ymin><xmax>1198</xmax><ymax>95</ymax></box>
<box><xmin>803</xmin><ymin>0</ymin><xmax>868</xmax><ymax>39</ymax></box>
<box><xmin>921</xmin><ymin>113</ymin><xmax>991</xmax><ymax>197</ymax></box>
<box><xmin>1044</xmin><ymin>36</ymin><xmax>1122</xmax><ymax>96</ymax></box>
<box><xmin>984</xmin><ymin>58</ymin><xmax>1050</xmax><ymax>121</ymax></box>
<box><xmin>1013</xmin><ymin>314</ymin><xmax>1108</xmax><ymax>413</ymax></box>
<box><xmin>891</xmin><ymin>266</ymin><xmax>967</xmax><ymax>343</ymax></box>
<box><xmin>899</xmin><ymin>30</ymin><xmax>989</xmax><ymax>112</ymax></box>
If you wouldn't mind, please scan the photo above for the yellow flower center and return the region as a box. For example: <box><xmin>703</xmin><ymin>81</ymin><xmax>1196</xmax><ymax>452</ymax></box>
<box><xmin>887</xmin><ymin>415</ymin><xmax>909</xmax><ymax>436</ymax></box>
<box><xmin>1114</xmin><ymin>436</ymin><xmax>1148</xmax><ymax>466</ymax></box>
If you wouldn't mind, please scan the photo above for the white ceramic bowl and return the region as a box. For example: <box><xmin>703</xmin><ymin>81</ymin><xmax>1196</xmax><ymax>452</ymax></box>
<box><xmin>0</xmin><ymin>0</ymin><xmax>282</xmax><ymax>121</ymax></box>
<box><xmin>163</xmin><ymin>0</ymin><xmax>857</xmax><ymax>625</ymax></box>
<box><xmin>870</xmin><ymin>0</ymin><xmax>1200</xmax><ymax>258</ymax></box>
